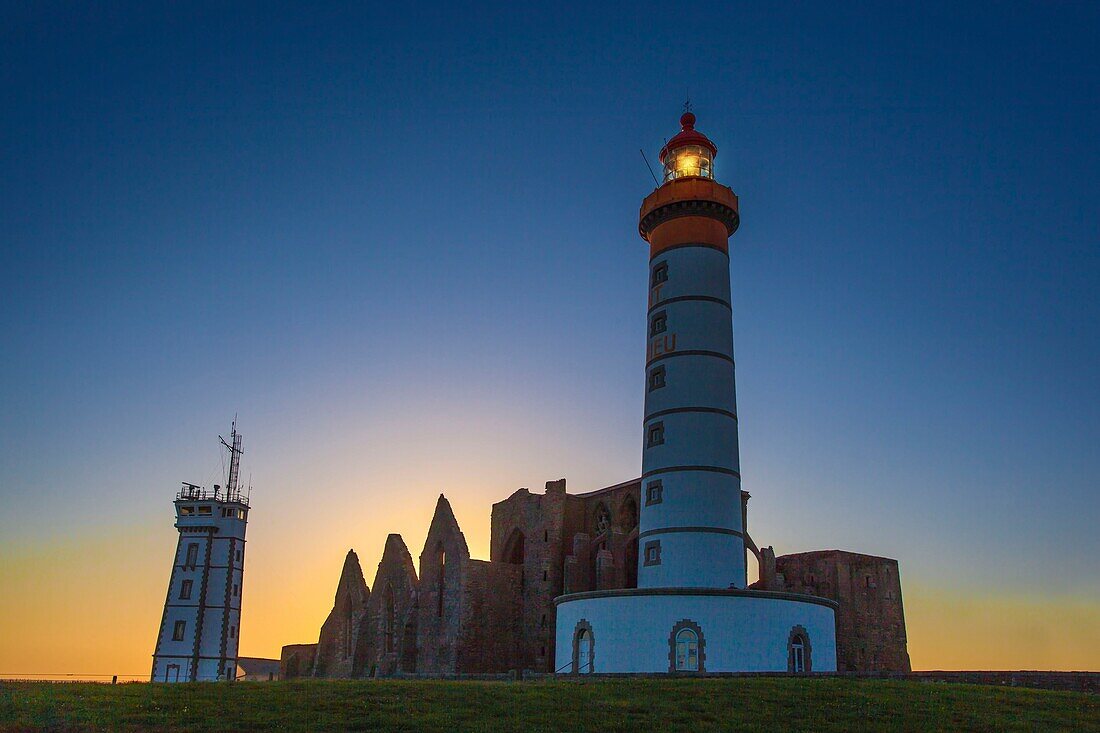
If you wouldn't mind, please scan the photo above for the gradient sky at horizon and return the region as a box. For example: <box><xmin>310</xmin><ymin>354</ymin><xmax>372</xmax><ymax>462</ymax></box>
<box><xmin>1</xmin><ymin>1</ymin><xmax>1098</xmax><ymax>676</ymax></box>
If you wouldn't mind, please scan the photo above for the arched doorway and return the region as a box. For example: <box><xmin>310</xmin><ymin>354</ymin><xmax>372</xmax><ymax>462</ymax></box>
<box><xmin>577</xmin><ymin>630</ymin><xmax>593</xmax><ymax>673</ymax></box>
<box><xmin>668</xmin><ymin>619</ymin><xmax>705</xmax><ymax>672</ymax></box>
<box><xmin>572</xmin><ymin>620</ymin><xmax>594</xmax><ymax>674</ymax></box>
<box><xmin>674</xmin><ymin>628</ymin><xmax>699</xmax><ymax>671</ymax></box>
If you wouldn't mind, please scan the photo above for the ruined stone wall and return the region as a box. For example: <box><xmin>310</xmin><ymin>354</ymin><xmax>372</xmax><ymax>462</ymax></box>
<box><xmin>774</xmin><ymin>550</ymin><xmax>910</xmax><ymax>672</ymax></box>
<box><xmin>279</xmin><ymin>643</ymin><xmax>316</xmax><ymax>680</ymax></box>
<box><xmin>361</xmin><ymin>534</ymin><xmax>419</xmax><ymax>677</ymax></box>
<box><xmin>455</xmin><ymin>559</ymin><xmax>523</xmax><ymax>672</ymax></box>
<box><xmin>283</xmin><ymin>484</ymin><xmax>915</xmax><ymax>678</ymax></box>
<box><xmin>561</xmin><ymin>480</ymin><xmax>640</xmax><ymax>596</ymax></box>
<box><xmin>311</xmin><ymin>550</ymin><xmax>370</xmax><ymax>678</ymax></box>
<box><xmin>487</xmin><ymin>478</ymin><xmax>641</xmax><ymax>672</ymax></box>
<box><xmin>416</xmin><ymin>496</ymin><xmax>471</xmax><ymax>674</ymax></box>
<box><xmin>489</xmin><ymin>479</ymin><xmax>568</xmax><ymax>672</ymax></box>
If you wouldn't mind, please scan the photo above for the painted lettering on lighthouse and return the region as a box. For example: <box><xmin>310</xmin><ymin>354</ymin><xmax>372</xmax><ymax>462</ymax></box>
<box><xmin>648</xmin><ymin>280</ymin><xmax>677</xmax><ymax>361</ymax></box>
<box><xmin>648</xmin><ymin>334</ymin><xmax>677</xmax><ymax>360</ymax></box>
<box><xmin>649</xmin><ymin>283</ymin><xmax>665</xmax><ymax>308</ymax></box>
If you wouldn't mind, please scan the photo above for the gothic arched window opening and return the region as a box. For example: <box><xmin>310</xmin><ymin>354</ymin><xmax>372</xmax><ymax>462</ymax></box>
<box><xmin>436</xmin><ymin>543</ymin><xmax>447</xmax><ymax>618</ymax></box>
<box><xmin>675</xmin><ymin>629</ymin><xmax>698</xmax><ymax>671</ymax></box>
<box><xmin>594</xmin><ymin>503</ymin><xmax>611</xmax><ymax>536</ymax></box>
<box><xmin>668</xmin><ymin>619</ymin><xmax>705</xmax><ymax>673</ymax></box>
<box><xmin>384</xmin><ymin>584</ymin><xmax>396</xmax><ymax>654</ymax></box>
<box><xmin>620</xmin><ymin>496</ymin><xmax>638</xmax><ymax>532</ymax></box>
<box><xmin>788</xmin><ymin>626</ymin><xmax>812</xmax><ymax>673</ymax></box>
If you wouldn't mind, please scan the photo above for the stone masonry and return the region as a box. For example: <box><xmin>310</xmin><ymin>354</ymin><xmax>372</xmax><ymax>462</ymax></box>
<box><xmin>310</xmin><ymin>550</ymin><xmax>369</xmax><ymax>678</ymax></box>
<box><xmin>768</xmin><ymin>550</ymin><xmax>911</xmax><ymax>672</ymax></box>
<box><xmin>280</xmin><ymin>480</ymin><xmax>909</xmax><ymax>676</ymax></box>
<box><xmin>363</xmin><ymin>534</ymin><xmax>419</xmax><ymax>675</ymax></box>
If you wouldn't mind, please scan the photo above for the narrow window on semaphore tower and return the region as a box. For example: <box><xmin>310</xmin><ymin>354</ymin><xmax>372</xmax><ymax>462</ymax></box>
<box><xmin>659</xmin><ymin>112</ymin><xmax>716</xmax><ymax>182</ymax></box>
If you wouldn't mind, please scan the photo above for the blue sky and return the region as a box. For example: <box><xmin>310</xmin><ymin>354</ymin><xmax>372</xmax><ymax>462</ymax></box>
<box><xmin>1</xmin><ymin>1</ymin><xmax>1097</xmax><ymax>671</ymax></box>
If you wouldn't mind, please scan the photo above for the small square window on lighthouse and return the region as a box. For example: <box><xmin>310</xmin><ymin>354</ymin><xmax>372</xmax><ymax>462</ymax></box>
<box><xmin>643</xmin><ymin>540</ymin><xmax>662</xmax><ymax>566</ymax></box>
<box><xmin>648</xmin><ymin>365</ymin><xmax>666</xmax><ymax>391</ymax></box>
<box><xmin>651</xmin><ymin>261</ymin><xmax>668</xmax><ymax>287</ymax></box>
<box><xmin>645</xmin><ymin>480</ymin><xmax>664</xmax><ymax>506</ymax></box>
<box><xmin>647</xmin><ymin>422</ymin><xmax>665</xmax><ymax>447</ymax></box>
<box><xmin>650</xmin><ymin>311</ymin><xmax>667</xmax><ymax>337</ymax></box>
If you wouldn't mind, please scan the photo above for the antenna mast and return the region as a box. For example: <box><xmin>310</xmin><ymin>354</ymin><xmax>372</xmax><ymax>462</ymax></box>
<box><xmin>219</xmin><ymin>417</ymin><xmax>244</xmax><ymax>501</ymax></box>
<box><xmin>640</xmin><ymin>149</ymin><xmax>660</xmax><ymax>187</ymax></box>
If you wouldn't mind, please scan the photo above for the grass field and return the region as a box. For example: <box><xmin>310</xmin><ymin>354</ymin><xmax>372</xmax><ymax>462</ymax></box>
<box><xmin>0</xmin><ymin>677</ymin><xmax>1097</xmax><ymax>732</ymax></box>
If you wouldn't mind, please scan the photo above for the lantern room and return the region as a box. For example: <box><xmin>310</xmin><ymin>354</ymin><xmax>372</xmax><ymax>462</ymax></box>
<box><xmin>659</xmin><ymin>112</ymin><xmax>718</xmax><ymax>183</ymax></box>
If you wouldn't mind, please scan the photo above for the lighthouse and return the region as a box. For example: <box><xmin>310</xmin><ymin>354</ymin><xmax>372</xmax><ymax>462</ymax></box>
<box><xmin>554</xmin><ymin>110</ymin><xmax>838</xmax><ymax>674</ymax></box>
<box><xmin>151</xmin><ymin>422</ymin><xmax>250</xmax><ymax>682</ymax></box>
<box><xmin>638</xmin><ymin>111</ymin><xmax>745</xmax><ymax>590</ymax></box>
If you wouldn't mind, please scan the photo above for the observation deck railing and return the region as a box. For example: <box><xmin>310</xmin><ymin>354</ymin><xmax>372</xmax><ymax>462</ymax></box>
<box><xmin>176</xmin><ymin>482</ymin><xmax>249</xmax><ymax>506</ymax></box>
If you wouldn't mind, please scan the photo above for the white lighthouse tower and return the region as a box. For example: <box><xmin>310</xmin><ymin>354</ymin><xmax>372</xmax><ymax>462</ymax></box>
<box><xmin>638</xmin><ymin>110</ymin><xmax>746</xmax><ymax>590</ymax></box>
<box><xmin>555</xmin><ymin>110</ymin><xmax>838</xmax><ymax>674</ymax></box>
<box><xmin>151</xmin><ymin>421</ymin><xmax>250</xmax><ymax>682</ymax></box>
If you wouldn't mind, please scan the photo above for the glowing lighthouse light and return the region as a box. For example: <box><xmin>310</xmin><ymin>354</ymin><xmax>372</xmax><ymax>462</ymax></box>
<box><xmin>660</xmin><ymin>112</ymin><xmax>715</xmax><ymax>182</ymax></box>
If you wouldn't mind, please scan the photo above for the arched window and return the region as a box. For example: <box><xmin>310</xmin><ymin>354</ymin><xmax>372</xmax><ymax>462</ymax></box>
<box><xmin>503</xmin><ymin>529</ymin><xmax>525</xmax><ymax>589</ymax></box>
<box><xmin>787</xmin><ymin>626</ymin><xmax>812</xmax><ymax>673</ymax></box>
<box><xmin>345</xmin><ymin>610</ymin><xmax>353</xmax><ymax>658</ymax></box>
<box><xmin>572</xmin><ymin>620</ymin><xmax>594</xmax><ymax>674</ymax></box>
<box><xmin>675</xmin><ymin>629</ymin><xmax>698</xmax><ymax>671</ymax></box>
<box><xmin>594</xmin><ymin>503</ymin><xmax>611</xmax><ymax>536</ymax></box>
<box><xmin>436</xmin><ymin>543</ymin><xmax>447</xmax><ymax>618</ymax></box>
<box><xmin>503</xmin><ymin>529</ymin><xmax>525</xmax><ymax>565</ymax></box>
<box><xmin>619</xmin><ymin>496</ymin><xmax>638</xmax><ymax>532</ymax></box>
<box><xmin>668</xmin><ymin>619</ymin><xmax>705</xmax><ymax>672</ymax></box>
<box><xmin>384</xmin><ymin>584</ymin><xmax>396</xmax><ymax>654</ymax></box>
<box><xmin>790</xmin><ymin>635</ymin><xmax>805</xmax><ymax>672</ymax></box>
<box><xmin>624</xmin><ymin>534</ymin><xmax>639</xmax><ymax>588</ymax></box>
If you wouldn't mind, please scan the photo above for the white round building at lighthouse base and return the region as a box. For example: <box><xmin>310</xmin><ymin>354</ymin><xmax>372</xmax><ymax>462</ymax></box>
<box><xmin>555</xmin><ymin>588</ymin><xmax>837</xmax><ymax>674</ymax></box>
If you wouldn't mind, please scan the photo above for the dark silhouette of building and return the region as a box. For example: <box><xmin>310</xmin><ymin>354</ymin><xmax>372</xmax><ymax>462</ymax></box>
<box><xmin>279</xmin><ymin>480</ymin><xmax>909</xmax><ymax>676</ymax></box>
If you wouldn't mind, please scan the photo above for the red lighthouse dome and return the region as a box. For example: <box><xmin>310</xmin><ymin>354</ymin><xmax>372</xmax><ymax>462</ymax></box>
<box><xmin>658</xmin><ymin>112</ymin><xmax>718</xmax><ymax>182</ymax></box>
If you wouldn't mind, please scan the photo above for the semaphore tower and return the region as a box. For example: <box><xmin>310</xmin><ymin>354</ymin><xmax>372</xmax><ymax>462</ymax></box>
<box><xmin>151</xmin><ymin>421</ymin><xmax>250</xmax><ymax>682</ymax></box>
<box><xmin>554</xmin><ymin>109</ymin><xmax>839</xmax><ymax>674</ymax></box>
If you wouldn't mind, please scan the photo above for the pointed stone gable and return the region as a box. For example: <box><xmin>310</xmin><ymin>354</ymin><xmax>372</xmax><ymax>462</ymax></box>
<box><xmin>422</xmin><ymin>494</ymin><xmax>470</xmax><ymax>562</ymax></box>
<box><xmin>361</xmin><ymin>534</ymin><xmax>420</xmax><ymax>676</ymax></box>
<box><xmin>416</xmin><ymin>494</ymin><xmax>472</xmax><ymax>673</ymax></box>
<box><xmin>312</xmin><ymin>549</ymin><xmax>370</xmax><ymax>678</ymax></box>
<box><xmin>335</xmin><ymin>550</ymin><xmax>369</xmax><ymax>603</ymax></box>
<box><xmin>375</xmin><ymin>534</ymin><xmax>418</xmax><ymax>586</ymax></box>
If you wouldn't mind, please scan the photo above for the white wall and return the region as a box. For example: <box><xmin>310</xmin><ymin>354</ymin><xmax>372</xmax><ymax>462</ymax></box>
<box><xmin>555</xmin><ymin>590</ymin><xmax>836</xmax><ymax>673</ymax></box>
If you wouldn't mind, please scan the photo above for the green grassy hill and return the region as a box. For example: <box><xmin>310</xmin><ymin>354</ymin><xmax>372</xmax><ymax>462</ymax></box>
<box><xmin>1</xmin><ymin>678</ymin><xmax>1096</xmax><ymax>732</ymax></box>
